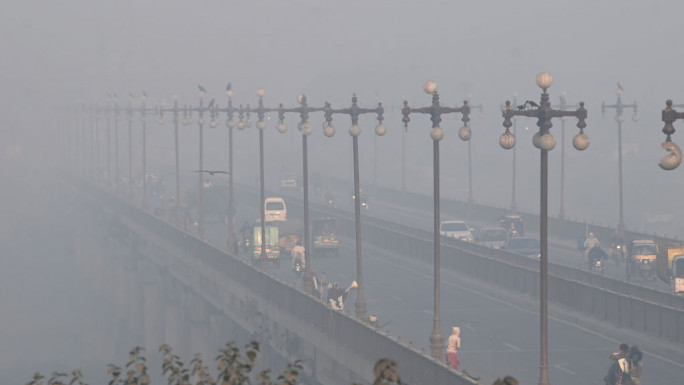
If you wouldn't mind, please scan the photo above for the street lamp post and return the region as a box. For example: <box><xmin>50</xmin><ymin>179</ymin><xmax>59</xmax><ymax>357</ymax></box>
<box><xmin>323</xmin><ymin>94</ymin><xmax>385</xmax><ymax>320</ymax></box>
<box><xmin>244</xmin><ymin>89</ymin><xmax>283</xmax><ymax>267</ymax></box>
<box><xmin>89</xmin><ymin>105</ymin><xmax>95</xmax><ymax>179</ymax></box>
<box><xmin>602</xmin><ymin>86</ymin><xmax>638</xmax><ymax>237</ymax></box>
<box><xmin>127</xmin><ymin>99</ymin><xmax>134</xmax><ymax>203</ymax></box>
<box><xmin>276</xmin><ymin>93</ymin><xmax>324</xmax><ymax>294</ymax></box>
<box><xmin>195</xmin><ymin>87</ymin><xmax>208</xmax><ymax>240</ymax></box>
<box><xmin>91</xmin><ymin>104</ymin><xmax>101</xmax><ymax>183</ymax></box>
<box><xmin>499</xmin><ymin>72</ymin><xmax>589</xmax><ymax>385</ymax></box>
<box><xmin>401</xmin><ymin>81</ymin><xmax>470</xmax><ymax>361</ymax></box>
<box><xmin>114</xmin><ymin>99</ymin><xmax>121</xmax><ymax>196</ymax></box>
<box><xmin>140</xmin><ymin>94</ymin><xmax>149</xmax><ymax>210</ymax></box>
<box><xmin>221</xmin><ymin>84</ymin><xmax>238</xmax><ymax>251</ymax></box>
<box><xmin>158</xmin><ymin>96</ymin><xmax>182</xmax><ymax>225</ymax></box>
<box><xmin>105</xmin><ymin>97</ymin><xmax>113</xmax><ymax>188</ymax></box>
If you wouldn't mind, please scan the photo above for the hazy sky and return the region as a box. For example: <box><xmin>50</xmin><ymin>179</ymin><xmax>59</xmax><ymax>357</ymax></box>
<box><xmin>3</xmin><ymin>0</ymin><xmax>684</xmax><ymax>231</ymax></box>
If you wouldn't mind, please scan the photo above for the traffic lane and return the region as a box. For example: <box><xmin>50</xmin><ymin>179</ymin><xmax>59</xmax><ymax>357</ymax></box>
<box><xmin>199</xmin><ymin>207</ymin><xmax>682</xmax><ymax>385</ymax></box>
<box><xmin>259</xmin><ymin>242</ymin><xmax>599</xmax><ymax>385</ymax></box>
<box><xmin>279</xmin><ymin>237</ymin><xmax>683</xmax><ymax>385</ymax></box>
<box><xmin>342</xmin><ymin>196</ymin><xmax>668</xmax><ymax>291</ymax></box>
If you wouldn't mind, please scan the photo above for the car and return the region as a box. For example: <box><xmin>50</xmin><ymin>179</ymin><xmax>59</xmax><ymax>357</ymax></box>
<box><xmin>264</xmin><ymin>197</ymin><xmax>287</xmax><ymax>222</ymax></box>
<box><xmin>502</xmin><ymin>237</ymin><xmax>540</xmax><ymax>258</ymax></box>
<box><xmin>280</xmin><ymin>172</ymin><xmax>297</xmax><ymax>188</ymax></box>
<box><xmin>475</xmin><ymin>228</ymin><xmax>508</xmax><ymax>249</ymax></box>
<box><xmin>440</xmin><ymin>220</ymin><xmax>473</xmax><ymax>242</ymax></box>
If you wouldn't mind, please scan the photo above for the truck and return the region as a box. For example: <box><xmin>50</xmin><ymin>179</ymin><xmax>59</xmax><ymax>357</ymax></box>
<box><xmin>252</xmin><ymin>224</ymin><xmax>280</xmax><ymax>266</ymax></box>
<box><xmin>312</xmin><ymin>217</ymin><xmax>339</xmax><ymax>256</ymax></box>
<box><xmin>657</xmin><ymin>245</ymin><xmax>684</xmax><ymax>294</ymax></box>
<box><xmin>626</xmin><ymin>239</ymin><xmax>659</xmax><ymax>281</ymax></box>
<box><xmin>270</xmin><ymin>219</ymin><xmax>303</xmax><ymax>256</ymax></box>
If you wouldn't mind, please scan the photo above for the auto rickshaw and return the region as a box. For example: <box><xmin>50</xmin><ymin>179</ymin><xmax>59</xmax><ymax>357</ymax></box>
<box><xmin>312</xmin><ymin>217</ymin><xmax>339</xmax><ymax>256</ymax></box>
<box><xmin>500</xmin><ymin>215</ymin><xmax>524</xmax><ymax>237</ymax></box>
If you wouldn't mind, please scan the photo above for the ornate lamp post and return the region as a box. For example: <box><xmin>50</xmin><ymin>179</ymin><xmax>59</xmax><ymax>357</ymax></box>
<box><xmin>499</xmin><ymin>72</ymin><xmax>589</xmax><ymax>385</ymax></box>
<box><xmin>194</xmin><ymin>86</ymin><xmax>209</xmax><ymax>239</ymax></box>
<box><xmin>220</xmin><ymin>84</ymin><xmax>238</xmax><ymax>251</ymax></box>
<box><xmin>602</xmin><ymin>86</ymin><xmax>638</xmax><ymax>236</ymax></box>
<box><xmin>126</xmin><ymin>98</ymin><xmax>134</xmax><ymax>203</ymax></box>
<box><xmin>323</xmin><ymin>94</ymin><xmax>385</xmax><ymax>320</ymax></box>
<box><xmin>401</xmin><ymin>81</ymin><xmax>470</xmax><ymax>361</ymax></box>
<box><xmin>105</xmin><ymin>95</ymin><xmax>114</xmax><ymax>188</ymax></box>
<box><xmin>658</xmin><ymin>99</ymin><xmax>684</xmax><ymax>170</ymax></box>
<box><xmin>93</xmin><ymin>104</ymin><xmax>101</xmax><ymax>182</ymax></box>
<box><xmin>243</xmin><ymin>89</ymin><xmax>282</xmax><ymax>267</ymax></box>
<box><xmin>112</xmin><ymin>97</ymin><xmax>121</xmax><ymax>195</ymax></box>
<box><xmin>276</xmin><ymin>93</ymin><xmax>324</xmax><ymax>293</ymax></box>
<box><xmin>140</xmin><ymin>93</ymin><xmax>149</xmax><ymax>210</ymax></box>
<box><xmin>156</xmin><ymin>95</ymin><xmax>183</xmax><ymax>225</ymax></box>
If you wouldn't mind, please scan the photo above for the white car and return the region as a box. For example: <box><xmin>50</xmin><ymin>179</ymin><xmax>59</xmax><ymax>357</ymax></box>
<box><xmin>264</xmin><ymin>197</ymin><xmax>287</xmax><ymax>222</ymax></box>
<box><xmin>440</xmin><ymin>220</ymin><xmax>473</xmax><ymax>242</ymax></box>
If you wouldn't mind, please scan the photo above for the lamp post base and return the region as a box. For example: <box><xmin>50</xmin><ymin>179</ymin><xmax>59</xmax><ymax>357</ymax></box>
<box><xmin>303</xmin><ymin>271</ymin><xmax>314</xmax><ymax>296</ymax></box>
<box><xmin>538</xmin><ymin>365</ymin><xmax>550</xmax><ymax>385</ymax></box>
<box><xmin>429</xmin><ymin>330</ymin><xmax>444</xmax><ymax>361</ymax></box>
<box><xmin>355</xmin><ymin>297</ymin><xmax>367</xmax><ymax>320</ymax></box>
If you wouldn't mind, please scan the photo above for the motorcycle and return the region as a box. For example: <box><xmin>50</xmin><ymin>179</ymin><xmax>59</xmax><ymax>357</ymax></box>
<box><xmin>293</xmin><ymin>259</ymin><xmax>304</xmax><ymax>277</ymax></box>
<box><xmin>611</xmin><ymin>242</ymin><xmax>626</xmax><ymax>265</ymax></box>
<box><xmin>588</xmin><ymin>245</ymin><xmax>607</xmax><ymax>274</ymax></box>
<box><xmin>592</xmin><ymin>258</ymin><xmax>605</xmax><ymax>274</ymax></box>
<box><xmin>241</xmin><ymin>234</ymin><xmax>251</xmax><ymax>252</ymax></box>
<box><xmin>324</xmin><ymin>192</ymin><xmax>335</xmax><ymax>207</ymax></box>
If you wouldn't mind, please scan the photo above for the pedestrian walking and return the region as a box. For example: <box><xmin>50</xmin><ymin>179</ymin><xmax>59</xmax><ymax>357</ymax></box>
<box><xmin>446</xmin><ymin>326</ymin><xmax>461</xmax><ymax>370</ymax></box>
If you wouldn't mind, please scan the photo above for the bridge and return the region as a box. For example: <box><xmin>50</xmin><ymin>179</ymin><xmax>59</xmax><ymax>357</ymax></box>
<box><xmin>41</xmin><ymin>160</ymin><xmax>682</xmax><ymax>385</ymax></box>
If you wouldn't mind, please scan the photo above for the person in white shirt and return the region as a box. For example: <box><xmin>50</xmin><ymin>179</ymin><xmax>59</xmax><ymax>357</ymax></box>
<box><xmin>291</xmin><ymin>241</ymin><xmax>305</xmax><ymax>269</ymax></box>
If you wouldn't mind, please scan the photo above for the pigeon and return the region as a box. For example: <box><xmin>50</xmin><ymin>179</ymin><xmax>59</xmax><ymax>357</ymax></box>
<box><xmin>208</xmin><ymin>98</ymin><xmax>215</xmax><ymax>108</ymax></box>
<box><xmin>526</xmin><ymin>100</ymin><xmax>540</xmax><ymax>108</ymax></box>
<box><xmin>226</xmin><ymin>83</ymin><xmax>232</xmax><ymax>91</ymax></box>
<box><xmin>617</xmin><ymin>82</ymin><xmax>624</xmax><ymax>93</ymax></box>
<box><xmin>194</xmin><ymin>170</ymin><xmax>230</xmax><ymax>176</ymax></box>
<box><xmin>142</xmin><ymin>90</ymin><xmax>148</xmax><ymax>98</ymax></box>
<box><xmin>198</xmin><ymin>85</ymin><xmax>207</xmax><ymax>94</ymax></box>
<box><xmin>516</xmin><ymin>103</ymin><xmax>527</xmax><ymax>110</ymax></box>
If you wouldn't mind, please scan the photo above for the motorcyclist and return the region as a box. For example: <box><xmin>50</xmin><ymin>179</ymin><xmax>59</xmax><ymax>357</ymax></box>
<box><xmin>610</xmin><ymin>231</ymin><xmax>626</xmax><ymax>263</ymax></box>
<box><xmin>588</xmin><ymin>244</ymin><xmax>607</xmax><ymax>270</ymax></box>
<box><xmin>610</xmin><ymin>343</ymin><xmax>630</xmax><ymax>374</ymax></box>
<box><xmin>291</xmin><ymin>241</ymin><xmax>305</xmax><ymax>270</ymax></box>
<box><xmin>239</xmin><ymin>221</ymin><xmax>252</xmax><ymax>250</ymax></box>
<box><xmin>584</xmin><ymin>232</ymin><xmax>600</xmax><ymax>261</ymax></box>
<box><xmin>324</xmin><ymin>191</ymin><xmax>335</xmax><ymax>206</ymax></box>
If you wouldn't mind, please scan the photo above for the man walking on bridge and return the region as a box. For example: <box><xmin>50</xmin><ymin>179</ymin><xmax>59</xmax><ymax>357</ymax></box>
<box><xmin>446</xmin><ymin>326</ymin><xmax>461</xmax><ymax>370</ymax></box>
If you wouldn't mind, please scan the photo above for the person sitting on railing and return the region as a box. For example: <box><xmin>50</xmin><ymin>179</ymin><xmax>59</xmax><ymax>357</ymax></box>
<box><xmin>327</xmin><ymin>281</ymin><xmax>357</xmax><ymax>310</ymax></box>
